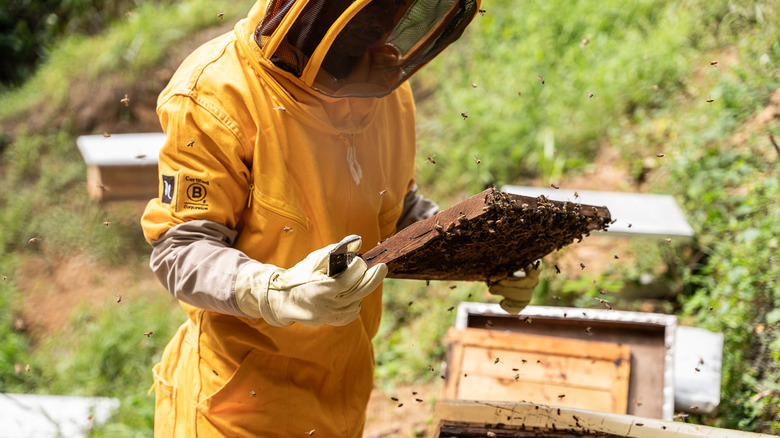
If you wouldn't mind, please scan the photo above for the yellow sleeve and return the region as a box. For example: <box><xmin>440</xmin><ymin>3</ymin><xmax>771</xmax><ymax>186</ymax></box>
<box><xmin>141</xmin><ymin>92</ymin><xmax>253</xmax><ymax>243</ymax></box>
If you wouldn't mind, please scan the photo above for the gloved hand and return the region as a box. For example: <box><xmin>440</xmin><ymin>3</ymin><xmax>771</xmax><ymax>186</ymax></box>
<box><xmin>488</xmin><ymin>262</ymin><xmax>541</xmax><ymax>314</ymax></box>
<box><xmin>235</xmin><ymin>235</ymin><xmax>387</xmax><ymax>327</ymax></box>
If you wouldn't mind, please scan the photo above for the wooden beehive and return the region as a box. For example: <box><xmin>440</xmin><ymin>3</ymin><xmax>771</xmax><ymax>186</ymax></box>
<box><xmin>452</xmin><ymin>304</ymin><xmax>677</xmax><ymax>420</ymax></box>
<box><xmin>442</xmin><ymin>328</ymin><xmax>632</xmax><ymax>415</ymax></box>
<box><xmin>362</xmin><ymin>188</ymin><xmax>611</xmax><ymax>281</ymax></box>
<box><xmin>77</xmin><ymin>133</ymin><xmax>164</xmax><ymax>202</ymax></box>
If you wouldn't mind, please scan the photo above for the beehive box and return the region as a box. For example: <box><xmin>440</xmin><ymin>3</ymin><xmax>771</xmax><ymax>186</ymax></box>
<box><xmin>362</xmin><ymin>188</ymin><xmax>611</xmax><ymax>281</ymax></box>
<box><xmin>450</xmin><ymin>304</ymin><xmax>677</xmax><ymax>420</ymax></box>
<box><xmin>443</xmin><ymin>328</ymin><xmax>632</xmax><ymax>415</ymax></box>
<box><xmin>77</xmin><ymin>133</ymin><xmax>164</xmax><ymax>202</ymax></box>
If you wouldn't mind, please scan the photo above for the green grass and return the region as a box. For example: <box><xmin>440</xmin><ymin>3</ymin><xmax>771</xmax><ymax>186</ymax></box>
<box><xmin>0</xmin><ymin>0</ymin><xmax>778</xmax><ymax>433</ymax></box>
<box><xmin>0</xmin><ymin>0</ymin><xmax>252</xmax><ymax>123</ymax></box>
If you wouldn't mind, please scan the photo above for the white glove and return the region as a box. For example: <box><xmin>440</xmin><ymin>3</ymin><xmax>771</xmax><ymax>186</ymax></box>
<box><xmin>488</xmin><ymin>263</ymin><xmax>541</xmax><ymax>314</ymax></box>
<box><xmin>235</xmin><ymin>235</ymin><xmax>387</xmax><ymax>327</ymax></box>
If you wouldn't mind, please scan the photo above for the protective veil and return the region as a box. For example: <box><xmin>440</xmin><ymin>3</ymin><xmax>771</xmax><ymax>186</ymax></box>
<box><xmin>140</xmin><ymin>0</ymin><xmax>477</xmax><ymax>436</ymax></box>
<box><xmin>255</xmin><ymin>0</ymin><xmax>479</xmax><ymax>97</ymax></box>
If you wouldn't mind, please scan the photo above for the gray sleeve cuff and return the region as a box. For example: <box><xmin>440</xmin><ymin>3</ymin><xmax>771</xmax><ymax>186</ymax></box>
<box><xmin>149</xmin><ymin>220</ymin><xmax>255</xmax><ymax>317</ymax></box>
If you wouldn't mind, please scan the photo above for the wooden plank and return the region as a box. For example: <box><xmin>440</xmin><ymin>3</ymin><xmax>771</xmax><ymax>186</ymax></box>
<box><xmin>443</xmin><ymin>327</ymin><xmax>631</xmax><ymax>414</ymax></box>
<box><xmin>433</xmin><ymin>399</ymin><xmax>777</xmax><ymax>438</ymax></box>
<box><xmin>362</xmin><ymin>188</ymin><xmax>611</xmax><ymax>281</ymax></box>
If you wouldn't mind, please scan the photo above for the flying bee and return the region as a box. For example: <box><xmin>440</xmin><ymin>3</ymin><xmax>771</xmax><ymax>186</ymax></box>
<box><xmin>585</xmin><ymin>327</ymin><xmax>593</xmax><ymax>335</ymax></box>
<box><xmin>558</xmin><ymin>394</ymin><xmax>566</xmax><ymax>399</ymax></box>
<box><xmin>706</xmin><ymin>98</ymin><xmax>714</xmax><ymax>103</ymax></box>
<box><xmin>550</xmin><ymin>183</ymin><xmax>560</xmax><ymax>189</ymax></box>
<box><xmin>212</xmin><ymin>370</ymin><xmax>219</xmax><ymax>376</ymax></box>
<box><xmin>116</xmin><ymin>295</ymin><xmax>122</xmax><ymax>303</ymax></box>
<box><xmin>460</xmin><ymin>112</ymin><xmax>468</xmax><ymax>120</ymax></box>
<box><xmin>144</xmin><ymin>331</ymin><xmax>153</xmax><ymax>337</ymax></box>
<box><xmin>428</xmin><ymin>364</ymin><xmax>435</xmax><ymax>372</ymax></box>
<box><xmin>579</xmin><ymin>262</ymin><xmax>586</xmax><ymax>270</ymax></box>
<box><xmin>628</xmin><ymin>223</ymin><xmax>632</xmax><ymax>228</ymax></box>
<box><xmin>28</xmin><ymin>237</ymin><xmax>39</xmax><ymax>244</ymax></box>
<box><xmin>474</xmin><ymin>156</ymin><xmax>481</xmax><ymax>164</ymax></box>
<box><xmin>415</xmin><ymin>398</ymin><xmax>423</xmax><ymax>403</ymax></box>
<box><xmin>470</xmin><ymin>83</ymin><xmax>477</xmax><ymax>88</ymax></box>
<box><xmin>397</xmin><ymin>403</ymin><xmax>403</xmax><ymax>408</ymax></box>
<box><xmin>379</xmin><ymin>189</ymin><xmax>387</xmax><ymax>196</ymax></box>
<box><xmin>574</xmin><ymin>191</ymin><xmax>579</xmax><ymax>198</ymax></box>
<box><xmin>135</xmin><ymin>154</ymin><xmax>146</xmax><ymax>159</ymax></box>
<box><xmin>217</xmin><ymin>12</ymin><xmax>224</xmax><ymax>19</ymax></box>
<box><xmin>710</xmin><ymin>60</ymin><xmax>718</xmax><ymax>66</ymax></box>
<box><xmin>614</xmin><ymin>254</ymin><xmax>619</xmax><ymax>259</ymax></box>
<box><xmin>103</xmin><ymin>221</ymin><xmax>111</xmax><ymax>227</ymax></box>
<box><xmin>103</xmin><ymin>132</ymin><xmax>111</xmax><ymax>138</ymax></box>
<box><xmin>447</xmin><ymin>306</ymin><xmax>454</xmax><ymax>312</ymax></box>
<box><xmin>538</xmin><ymin>76</ymin><xmax>545</xmax><ymax>84</ymax></box>
<box><xmin>187</xmin><ymin>140</ymin><xmax>195</xmax><ymax>147</ymax></box>
<box><xmin>250</xmin><ymin>390</ymin><xmax>256</xmax><ymax>397</ymax></box>
<box><xmin>581</xmin><ymin>38</ymin><xmax>590</xmax><ymax>46</ymax></box>
<box><xmin>554</xmin><ymin>264</ymin><xmax>561</xmax><ymax>274</ymax></box>
<box><xmin>494</xmin><ymin>357</ymin><xmax>500</xmax><ymax>364</ymax></box>
<box><xmin>588</xmin><ymin>92</ymin><xmax>594</xmax><ymax>98</ymax></box>
<box><xmin>120</xmin><ymin>94</ymin><xmax>130</xmax><ymax>107</ymax></box>
<box><xmin>478</xmin><ymin>9</ymin><xmax>486</xmax><ymax>15</ymax></box>
<box><xmin>657</xmin><ymin>153</ymin><xmax>665</xmax><ymax>157</ymax></box>
<box><xmin>427</xmin><ymin>155</ymin><xmax>436</xmax><ymax>164</ymax></box>
<box><xmin>2</xmin><ymin>276</ymin><xmax>6</xmax><ymax>281</ymax></box>
<box><xmin>272</xmin><ymin>105</ymin><xmax>286</xmax><ymax>111</ymax></box>
<box><xmin>283</xmin><ymin>226</ymin><xmax>293</xmax><ymax>232</ymax></box>
<box><xmin>391</xmin><ymin>397</ymin><xmax>399</xmax><ymax>401</ymax></box>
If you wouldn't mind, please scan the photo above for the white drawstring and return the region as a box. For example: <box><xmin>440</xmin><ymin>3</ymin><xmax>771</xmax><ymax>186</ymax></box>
<box><xmin>346</xmin><ymin>144</ymin><xmax>363</xmax><ymax>185</ymax></box>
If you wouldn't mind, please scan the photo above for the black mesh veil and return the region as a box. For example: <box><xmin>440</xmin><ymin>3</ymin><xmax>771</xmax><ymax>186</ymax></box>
<box><xmin>254</xmin><ymin>0</ymin><xmax>479</xmax><ymax>97</ymax></box>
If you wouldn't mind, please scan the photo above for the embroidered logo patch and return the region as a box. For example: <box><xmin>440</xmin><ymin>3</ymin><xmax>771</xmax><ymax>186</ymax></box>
<box><xmin>161</xmin><ymin>175</ymin><xmax>175</xmax><ymax>204</ymax></box>
<box><xmin>183</xmin><ymin>175</ymin><xmax>210</xmax><ymax>211</ymax></box>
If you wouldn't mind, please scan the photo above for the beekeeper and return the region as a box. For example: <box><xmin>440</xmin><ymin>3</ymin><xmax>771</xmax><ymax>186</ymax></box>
<box><xmin>141</xmin><ymin>0</ymin><xmax>539</xmax><ymax>435</ymax></box>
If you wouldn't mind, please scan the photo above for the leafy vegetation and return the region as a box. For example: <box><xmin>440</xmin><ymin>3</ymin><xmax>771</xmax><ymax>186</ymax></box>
<box><xmin>0</xmin><ymin>0</ymin><xmax>778</xmax><ymax>434</ymax></box>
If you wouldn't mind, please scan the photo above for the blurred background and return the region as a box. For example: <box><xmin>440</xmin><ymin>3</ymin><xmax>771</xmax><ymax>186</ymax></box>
<box><xmin>0</xmin><ymin>0</ymin><xmax>778</xmax><ymax>436</ymax></box>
